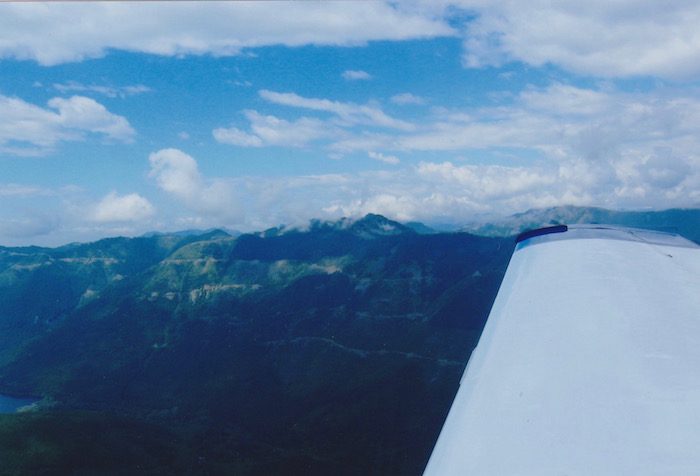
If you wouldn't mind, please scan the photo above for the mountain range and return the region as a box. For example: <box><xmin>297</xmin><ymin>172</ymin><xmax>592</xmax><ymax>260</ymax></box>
<box><xmin>0</xmin><ymin>208</ymin><xmax>697</xmax><ymax>474</ymax></box>
<box><xmin>460</xmin><ymin>206</ymin><xmax>700</xmax><ymax>242</ymax></box>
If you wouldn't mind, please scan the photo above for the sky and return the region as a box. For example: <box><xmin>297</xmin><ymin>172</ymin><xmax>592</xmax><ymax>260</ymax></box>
<box><xmin>2</xmin><ymin>1</ymin><xmax>700</xmax><ymax>246</ymax></box>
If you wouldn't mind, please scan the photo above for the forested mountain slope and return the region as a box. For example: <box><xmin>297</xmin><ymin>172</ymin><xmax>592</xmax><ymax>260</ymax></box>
<box><xmin>0</xmin><ymin>215</ymin><xmax>512</xmax><ymax>474</ymax></box>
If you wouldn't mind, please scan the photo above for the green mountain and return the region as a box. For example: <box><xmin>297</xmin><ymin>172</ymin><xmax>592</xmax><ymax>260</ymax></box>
<box><xmin>0</xmin><ymin>215</ymin><xmax>513</xmax><ymax>475</ymax></box>
<box><xmin>2</xmin><ymin>208</ymin><xmax>697</xmax><ymax>474</ymax></box>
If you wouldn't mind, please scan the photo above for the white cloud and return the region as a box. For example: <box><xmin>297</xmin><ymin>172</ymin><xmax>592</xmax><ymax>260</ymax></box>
<box><xmin>0</xmin><ymin>94</ymin><xmax>135</xmax><ymax>155</ymax></box>
<box><xmin>519</xmin><ymin>83</ymin><xmax>610</xmax><ymax>116</ymax></box>
<box><xmin>213</xmin><ymin>126</ymin><xmax>263</xmax><ymax>148</ymax></box>
<box><xmin>0</xmin><ymin>185</ymin><xmax>162</xmax><ymax>247</ymax></box>
<box><xmin>0</xmin><ymin>184</ymin><xmax>47</xmax><ymax>197</ymax></box>
<box><xmin>416</xmin><ymin>161</ymin><xmax>556</xmax><ymax>200</ymax></box>
<box><xmin>212</xmin><ymin>82</ymin><xmax>700</xmax><ymax>216</ymax></box>
<box><xmin>316</xmin><ymin>162</ymin><xmax>598</xmax><ymax>224</ymax></box>
<box><xmin>641</xmin><ymin>151</ymin><xmax>690</xmax><ymax>189</ymax></box>
<box><xmin>325</xmin><ymin>82</ymin><xmax>700</xmax><ymax>212</ymax></box>
<box><xmin>48</xmin><ymin>96</ymin><xmax>135</xmax><ymax>142</ymax></box>
<box><xmin>148</xmin><ymin>148</ymin><xmax>240</xmax><ymax>220</ymax></box>
<box><xmin>0</xmin><ymin>2</ymin><xmax>453</xmax><ymax>66</ymax></box>
<box><xmin>149</xmin><ymin>148</ymin><xmax>203</xmax><ymax>201</ymax></box>
<box><xmin>330</xmin><ymin>83</ymin><xmax>700</xmax><ymax>167</ymax></box>
<box><xmin>93</xmin><ymin>192</ymin><xmax>155</xmax><ymax>223</ymax></box>
<box><xmin>342</xmin><ymin>70</ymin><xmax>372</xmax><ymax>80</ymax></box>
<box><xmin>390</xmin><ymin>93</ymin><xmax>426</xmax><ymax>105</ymax></box>
<box><xmin>259</xmin><ymin>89</ymin><xmax>415</xmax><ymax>130</ymax></box>
<box><xmin>127</xmin><ymin>142</ymin><xmax>700</xmax><ymax>235</ymax></box>
<box><xmin>140</xmin><ymin>153</ymin><xmax>580</xmax><ymax>230</ymax></box>
<box><xmin>457</xmin><ymin>1</ymin><xmax>700</xmax><ymax>79</ymax></box>
<box><xmin>0</xmin><ymin>215</ymin><xmax>60</xmax><ymax>240</ymax></box>
<box><xmin>368</xmin><ymin>151</ymin><xmax>400</xmax><ymax>165</ymax></box>
<box><xmin>9</xmin><ymin>2</ymin><xmax>699</xmax><ymax>80</ymax></box>
<box><xmin>213</xmin><ymin>111</ymin><xmax>333</xmax><ymax>148</ymax></box>
<box><xmin>214</xmin><ymin>91</ymin><xmax>417</xmax><ymax>150</ymax></box>
<box><xmin>53</xmin><ymin>81</ymin><xmax>151</xmax><ymax>98</ymax></box>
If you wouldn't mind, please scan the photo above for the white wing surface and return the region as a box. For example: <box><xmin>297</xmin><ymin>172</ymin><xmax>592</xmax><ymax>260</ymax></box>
<box><xmin>424</xmin><ymin>225</ymin><xmax>700</xmax><ymax>475</ymax></box>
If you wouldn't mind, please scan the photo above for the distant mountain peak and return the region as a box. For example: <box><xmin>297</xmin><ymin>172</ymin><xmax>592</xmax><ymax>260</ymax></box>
<box><xmin>259</xmin><ymin>214</ymin><xmax>413</xmax><ymax>239</ymax></box>
<box><xmin>346</xmin><ymin>214</ymin><xmax>412</xmax><ymax>238</ymax></box>
<box><xmin>142</xmin><ymin>228</ymin><xmax>233</xmax><ymax>239</ymax></box>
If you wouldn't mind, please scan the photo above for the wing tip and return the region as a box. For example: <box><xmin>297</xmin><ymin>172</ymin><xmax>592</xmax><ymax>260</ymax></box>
<box><xmin>515</xmin><ymin>224</ymin><xmax>569</xmax><ymax>244</ymax></box>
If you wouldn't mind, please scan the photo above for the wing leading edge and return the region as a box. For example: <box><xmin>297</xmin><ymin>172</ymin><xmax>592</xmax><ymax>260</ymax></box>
<box><xmin>424</xmin><ymin>225</ymin><xmax>700</xmax><ymax>475</ymax></box>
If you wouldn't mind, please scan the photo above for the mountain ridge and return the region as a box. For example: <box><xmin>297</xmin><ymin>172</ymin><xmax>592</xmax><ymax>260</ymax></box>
<box><xmin>0</xmin><ymin>213</ymin><xmax>513</xmax><ymax>474</ymax></box>
<box><xmin>0</xmin><ymin>208</ymin><xmax>698</xmax><ymax>473</ymax></box>
<box><xmin>460</xmin><ymin>206</ymin><xmax>700</xmax><ymax>243</ymax></box>
<box><xmin>4</xmin><ymin>206</ymin><xmax>698</xmax><ymax>250</ymax></box>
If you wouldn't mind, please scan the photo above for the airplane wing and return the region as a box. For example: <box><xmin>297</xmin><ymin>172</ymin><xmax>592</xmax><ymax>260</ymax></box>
<box><xmin>424</xmin><ymin>225</ymin><xmax>700</xmax><ymax>475</ymax></box>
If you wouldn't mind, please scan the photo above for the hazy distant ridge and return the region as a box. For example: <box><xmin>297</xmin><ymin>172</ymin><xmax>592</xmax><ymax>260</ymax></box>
<box><xmin>460</xmin><ymin>206</ymin><xmax>700</xmax><ymax>243</ymax></box>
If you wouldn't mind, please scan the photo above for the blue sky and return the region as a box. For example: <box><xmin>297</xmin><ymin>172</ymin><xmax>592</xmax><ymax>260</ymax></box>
<box><xmin>1</xmin><ymin>2</ymin><xmax>700</xmax><ymax>246</ymax></box>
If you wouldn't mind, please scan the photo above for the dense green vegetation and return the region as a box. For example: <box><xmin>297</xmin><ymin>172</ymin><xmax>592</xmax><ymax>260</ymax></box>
<box><xmin>0</xmin><ymin>208</ymin><xmax>696</xmax><ymax>474</ymax></box>
<box><xmin>0</xmin><ymin>411</ymin><xmax>192</xmax><ymax>475</ymax></box>
<box><xmin>0</xmin><ymin>214</ymin><xmax>513</xmax><ymax>474</ymax></box>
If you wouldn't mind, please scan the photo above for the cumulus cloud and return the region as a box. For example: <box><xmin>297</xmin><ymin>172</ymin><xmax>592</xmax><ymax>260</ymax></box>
<box><xmin>93</xmin><ymin>192</ymin><xmax>155</xmax><ymax>223</ymax></box>
<box><xmin>0</xmin><ymin>186</ymin><xmax>163</xmax><ymax>247</ymax></box>
<box><xmin>48</xmin><ymin>96</ymin><xmax>135</xmax><ymax>141</ymax></box>
<box><xmin>148</xmin><ymin>148</ymin><xmax>240</xmax><ymax>220</ymax></box>
<box><xmin>458</xmin><ymin>1</ymin><xmax>700</xmax><ymax>79</ymax></box>
<box><xmin>149</xmin><ymin>148</ymin><xmax>203</xmax><ymax>201</ymax></box>
<box><xmin>0</xmin><ymin>2</ymin><xmax>453</xmax><ymax>66</ymax></box>
<box><xmin>316</xmin><ymin>161</ymin><xmax>600</xmax><ymax>224</ymax></box>
<box><xmin>140</xmin><ymin>155</ymin><xmax>569</xmax><ymax>229</ymax></box>
<box><xmin>0</xmin><ymin>94</ymin><xmax>135</xmax><ymax>155</ymax></box>
<box><xmin>417</xmin><ymin>162</ymin><xmax>554</xmax><ymax>197</ymax></box>
<box><xmin>134</xmin><ymin>143</ymin><xmax>700</xmax><ymax>235</ymax></box>
<box><xmin>342</xmin><ymin>70</ymin><xmax>372</xmax><ymax>80</ymax></box>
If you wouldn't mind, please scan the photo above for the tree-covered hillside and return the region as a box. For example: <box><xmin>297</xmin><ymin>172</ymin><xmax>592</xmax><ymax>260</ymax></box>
<box><xmin>0</xmin><ymin>214</ymin><xmax>513</xmax><ymax>475</ymax></box>
<box><xmin>2</xmin><ymin>208</ymin><xmax>697</xmax><ymax>474</ymax></box>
